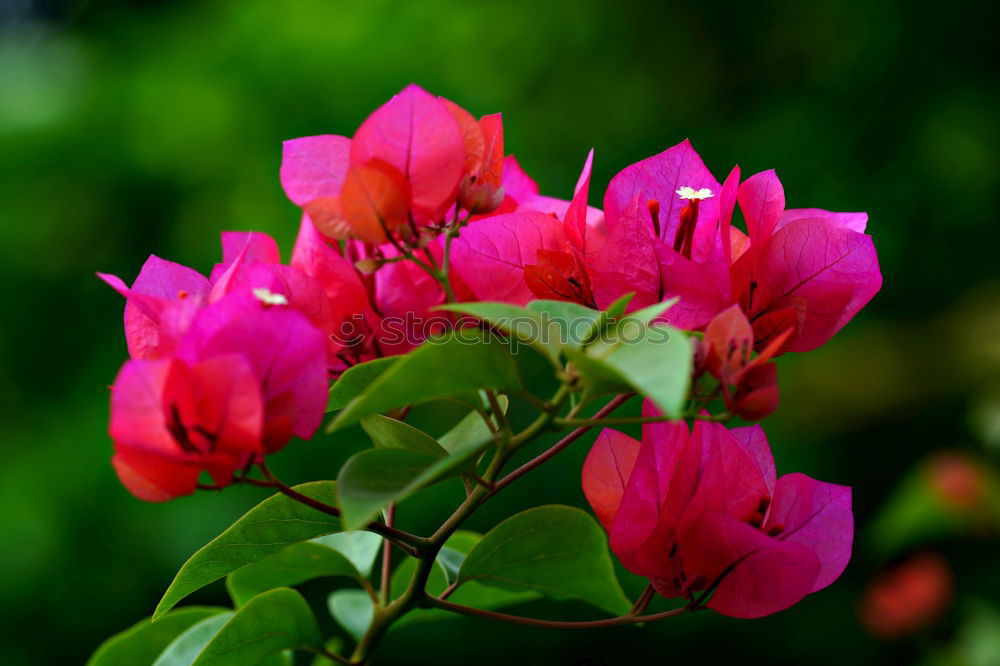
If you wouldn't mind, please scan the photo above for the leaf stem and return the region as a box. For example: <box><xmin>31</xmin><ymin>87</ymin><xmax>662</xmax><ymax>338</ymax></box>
<box><xmin>380</xmin><ymin>503</ymin><xmax>396</xmax><ymax>606</ymax></box>
<box><xmin>252</xmin><ymin>465</ymin><xmax>426</xmax><ymax>556</ymax></box>
<box><xmin>438</xmin><ymin>581</ymin><xmax>460</xmax><ymax>601</ymax></box>
<box><xmin>491</xmin><ymin>393</ymin><xmax>633</xmax><ymax>496</ymax></box>
<box><xmin>629</xmin><ymin>583</ymin><xmax>656</xmax><ymax>615</ymax></box>
<box><xmin>423</xmin><ymin>596</ymin><xmax>699</xmax><ymax>629</ymax></box>
<box><xmin>554</xmin><ymin>407</ymin><xmax>729</xmax><ymax>428</ymax></box>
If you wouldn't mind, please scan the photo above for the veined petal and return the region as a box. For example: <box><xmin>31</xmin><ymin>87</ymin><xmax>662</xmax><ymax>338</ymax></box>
<box><xmin>766</xmin><ymin>473</ymin><xmax>853</xmax><ymax>593</ymax></box>
<box><xmin>680</xmin><ymin>512</ymin><xmax>819</xmax><ymax>618</ymax></box>
<box><xmin>604</xmin><ymin>139</ymin><xmax>721</xmax><ymax>245</ymax></box>
<box><xmin>280</xmin><ymin>134</ymin><xmax>351</xmax><ymax>205</ymax></box>
<box><xmin>582</xmin><ymin>428</ymin><xmax>643</xmax><ymax>531</ymax></box>
<box><xmin>351</xmin><ymin>84</ymin><xmax>465</xmax><ymax>219</ymax></box>
<box><xmin>753</xmin><ymin>218</ymin><xmax>882</xmax><ymax>352</ymax></box>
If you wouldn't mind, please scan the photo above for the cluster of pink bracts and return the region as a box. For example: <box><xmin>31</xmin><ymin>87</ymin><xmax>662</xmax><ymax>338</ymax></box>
<box><xmin>100</xmin><ymin>84</ymin><xmax>881</xmax><ymax>618</ymax></box>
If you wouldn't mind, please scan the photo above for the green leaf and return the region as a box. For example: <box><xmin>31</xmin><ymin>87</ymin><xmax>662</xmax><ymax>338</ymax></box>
<box><xmin>337</xmin><ymin>447</ymin><xmax>470</xmax><ymax>530</ymax></box>
<box><xmin>327</xmin><ymin>357</ymin><xmax>398</xmax><ymax>412</ymax></box>
<box><xmin>191</xmin><ymin>588</ymin><xmax>321</xmax><ymax>666</ymax></box>
<box><xmin>603</xmin><ymin>292</ymin><xmax>635</xmax><ymax>321</ymax></box>
<box><xmin>568</xmin><ymin>324</ymin><xmax>692</xmax><ymax>417</ymax></box>
<box><xmin>312</xmin><ymin>532</ymin><xmax>382</xmax><ymax>577</ymax></box>
<box><xmin>435</xmin><ymin>302</ymin><xmax>562</xmax><ymax>363</ymax></box>
<box><xmin>526</xmin><ymin>300</ymin><xmax>602</xmax><ymax>348</ymax></box>
<box><xmin>328</xmin><ymin>590</ymin><xmax>375</xmax><ymax>642</ymax></box>
<box><xmin>391</xmin><ymin>531</ymin><xmax>537</xmax><ymax>628</ymax></box>
<box><xmin>458</xmin><ymin>505</ymin><xmax>631</xmax><ymax>615</ymax></box>
<box><xmin>361</xmin><ymin>414</ymin><xmax>448</xmax><ymax>458</ymax></box>
<box><xmin>88</xmin><ymin>607</ymin><xmax>227</xmax><ymax>666</ymax></box>
<box><xmin>437</xmin><ymin>395</ymin><xmax>505</xmax><ymax>455</ymax></box>
<box><xmin>338</xmin><ymin>410</ymin><xmax>501</xmax><ymax>529</ymax></box>
<box><xmin>226</xmin><ymin>542</ymin><xmax>364</xmax><ymax>607</ymax></box>
<box><xmin>617</xmin><ymin>297</ymin><xmax>678</xmax><ymax>328</ymax></box>
<box><xmin>154</xmin><ymin>482</ymin><xmax>340</xmax><ymax>619</ymax></box>
<box><xmin>329</xmin><ymin>329</ymin><xmax>522</xmax><ymax>431</ymax></box>
<box><xmin>152</xmin><ymin>613</ymin><xmax>233</xmax><ymax>666</ymax></box>
<box><xmin>435</xmin><ymin>546</ymin><xmax>465</xmax><ymax>585</ymax></box>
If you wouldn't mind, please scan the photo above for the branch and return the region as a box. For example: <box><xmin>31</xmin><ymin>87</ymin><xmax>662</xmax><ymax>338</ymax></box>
<box><xmin>380</xmin><ymin>503</ymin><xmax>396</xmax><ymax>606</ymax></box>
<box><xmin>629</xmin><ymin>583</ymin><xmax>656</xmax><ymax>615</ymax></box>
<box><xmin>423</xmin><ymin>596</ymin><xmax>698</xmax><ymax>629</ymax></box>
<box><xmin>438</xmin><ymin>581</ymin><xmax>460</xmax><ymax>601</ymax></box>
<box><xmin>490</xmin><ymin>394</ymin><xmax>633</xmax><ymax>497</ymax></box>
<box><xmin>554</xmin><ymin>408</ymin><xmax>729</xmax><ymax>428</ymax></box>
<box><xmin>252</xmin><ymin>466</ymin><xmax>427</xmax><ymax>556</ymax></box>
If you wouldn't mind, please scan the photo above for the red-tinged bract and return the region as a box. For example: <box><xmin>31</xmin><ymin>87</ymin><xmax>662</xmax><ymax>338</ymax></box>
<box><xmin>582</xmin><ymin>404</ymin><xmax>853</xmax><ymax>618</ymax></box>
<box><xmin>590</xmin><ymin>140</ymin><xmax>882</xmax><ymax>352</ymax></box>
<box><xmin>450</xmin><ymin>151</ymin><xmax>606</xmax><ymax>305</ymax></box>
<box><xmin>281</xmin><ymin>84</ymin><xmax>495</xmax><ymax>243</ymax></box>
<box><xmin>109</xmin><ymin>355</ymin><xmax>263</xmax><ymax>501</ymax></box>
<box><xmin>175</xmin><ymin>292</ymin><xmax>328</xmax><ymax>452</ymax></box>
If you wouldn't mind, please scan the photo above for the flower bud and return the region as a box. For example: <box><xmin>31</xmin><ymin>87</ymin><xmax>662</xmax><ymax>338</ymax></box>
<box><xmin>459</xmin><ymin>176</ymin><xmax>505</xmax><ymax>215</ymax></box>
<box><xmin>354</xmin><ymin>258</ymin><xmax>380</xmax><ymax>275</ymax></box>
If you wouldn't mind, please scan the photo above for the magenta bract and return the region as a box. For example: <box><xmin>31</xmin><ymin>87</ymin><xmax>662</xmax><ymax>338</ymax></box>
<box><xmin>582</xmin><ymin>404</ymin><xmax>853</xmax><ymax>618</ymax></box>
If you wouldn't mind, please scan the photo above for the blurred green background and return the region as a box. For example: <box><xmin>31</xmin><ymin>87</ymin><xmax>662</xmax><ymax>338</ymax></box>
<box><xmin>2</xmin><ymin>0</ymin><xmax>999</xmax><ymax>663</ymax></box>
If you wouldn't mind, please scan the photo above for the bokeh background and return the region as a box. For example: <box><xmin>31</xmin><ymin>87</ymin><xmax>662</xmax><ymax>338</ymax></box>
<box><xmin>2</xmin><ymin>0</ymin><xmax>999</xmax><ymax>663</ymax></box>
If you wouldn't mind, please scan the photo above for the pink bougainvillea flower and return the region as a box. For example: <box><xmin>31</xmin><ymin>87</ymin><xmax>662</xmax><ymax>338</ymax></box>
<box><xmin>351</xmin><ymin>84</ymin><xmax>465</xmax><ymax>221</ymax></box>
<box><xmin>175</xmin><ymin>289</ymin><xmax>328</xmax><ymax>452</ymax></box>
<box><xmin>109</xmin><ymin>354</ymin><xmax>263</xmax><ymax>501</ymax></box>
<box><xmin>98</xmin><ymin>256</ymin><xmax>211</xmax><ymax>360</ymax></box>
<box><xmin>101</xmin><ymin>231</ymin><xmax>355</xmax><ymax>367</ymax></box>
<box><xmin>489</xmin><ymin>152</ymin><xmax>607</xmax><ymax>256</ymax></box>
<box><xmin>450</xmin><ymin>151</ymin><xmax>605</xmax><ymax>306</ymax></box>
<box><xmin>209</xmin><ymin>231</ymin><xmax>281</xmax><ymax>281</ymax></box>
<box><xmin>582</xmin><ymin>406</ymin><xmax>853</xmax><ymax>618</ymax></box>
<box><xmin>280</xmin><ymin>134</ymin><xmax>351</xmax><ymax>207</ymax></box>
<box><xmin>282</xmin><ymin>85</ymin><xmax>486</xmax><ymax>244</ymax></box>
<box><xmin>450</xmin><ymin>210</ymin><xmax>573</xmax><ymax>304</ymax></box>
<box><xmin>443</xmin><ymin>102</ymin><xmax>505</xmax><ymax>215</ymax></box>
<box><xmin>590</xmin><ymin>140</ymin><xmax>881</xmax><ymax>351</ymax></box>
<box><xmin>697</xmin><ymin>305</ymin><xmax>791</xmax><ymax>420</ymax></box>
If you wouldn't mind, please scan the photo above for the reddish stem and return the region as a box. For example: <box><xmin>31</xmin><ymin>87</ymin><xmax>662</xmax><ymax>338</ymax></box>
<box><xmin>489</xmin><ymin>394</ymin><xmax>634</xmax><ymax>497</ymax></box>
<box><xmin>424</xmin><ymin>596</ymin><xmax>698</xmax><ymax>629</ymax></box>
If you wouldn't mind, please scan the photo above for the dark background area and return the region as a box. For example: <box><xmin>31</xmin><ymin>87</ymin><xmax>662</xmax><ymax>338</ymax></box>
<box><xmin>1</xmin><ymin>0</ymin><xmax>998</xmax><ymax>663</ymax></box>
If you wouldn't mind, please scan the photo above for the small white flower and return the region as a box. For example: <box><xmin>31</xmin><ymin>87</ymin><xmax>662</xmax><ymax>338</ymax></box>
<box><xmin>252</xmin><ymin>288</ymin><xmax>289</xmax><ymax>306</ymax></box>
<box><xmin>676</xmin><ymin>186</ymin><xmax>714</xmax><ymax>201</ymax></box>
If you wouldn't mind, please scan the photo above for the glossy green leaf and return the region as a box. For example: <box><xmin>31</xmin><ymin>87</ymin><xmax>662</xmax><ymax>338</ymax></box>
<box><xmin>586</xmin><ymin>293</ymin><xmax>635</xmax><ymax>343</ymax></box>
<box><xmin>361</xmin><ymin>415</ymin><xmax>448</xmax><ymax>458</ymax></box>
<box><xmin>338</xmin><ymin>410</ymin><xmax>501</xmax><ymax>529</ymax></box>
<box><xmin>603</xmin><ymin>292</ymin><xmax>635</xmax><ymax>321</ymax></box>
<box><xmin>154</xmin><ymin>482</ymin><xmax>340</xmax><ymax>619</ymax></box>
<box><xmin>152</xmin><ymin>613</ymin><xmax>232</xmax><ymax>666</ymax></box>
<box><xmin>458</xmin><ymin>505</ymin><xmax>631</xmax><ymax>615</ymax></box>
<box><xmin>337</xmin><ymin>447</ymin><xmax>468</xmax><ymax>530</ymax></box>
<box><xmin>328</xmin><ymin>590</ymin><xmax>375</xmax><ymax>642</ymax></box>
<box><xmin>435</xmin><ymin>546</ymin><xmax>465</xmax><ymax>585</ymax></box>
<box><xmin>435</xmin><ymin>302</ymin><xmax>562</xmax><ymax>363</ymax></box>
<box><xmin>616</xmin><ymin>297</ymin><xmax>678</xmax><ymax>328</ymax></box>
<box><xmin>191</xmin><ymin>588</ymin><xmax>321</xmax><ymax>666</ymax></box>
<box><xmin>226</xmin><ymin>542</ymin><xmax>363</xmax><ymax>607</ymax></box>
<box><xmin>329</xmin><ymin>330</ymin><xmax>522</xmax><ymax>430</ymax></box>
<box><xmin>313</xmin><ymin>532</ymin><xmax>382</xmax><ymax>577</ymax></box>
<box><xmin>327</xmin><ymin>356</ymin><xmax>398</xmax><ymax>412</ymax></box>
<box><xmin>437</xmin><ymin>396</ymin><xmax>505</xmax><ymax>455</ymax></box>
<box><xmin>88</xmin><ymin>607</ymin><xmax>227</xmax><ymax>666</ymax></box>
<box><xmin>568</xmin><ymin>324</ymin><xmax>692</xmax><ymax>417</ymax></box>
<box><xmin>391</xmin><ymin>531</ymin><xmax>538</xmax><ymax>628</ymax></box>
<box><xmin>526</xmin><ymin>300</ymin><xmax>602</xmax><ymax>348</ymax></box>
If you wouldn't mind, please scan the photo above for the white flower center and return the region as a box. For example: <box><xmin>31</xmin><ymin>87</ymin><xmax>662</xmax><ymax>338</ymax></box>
<box><xmin>253</xmin><ymin>288</ymin><xmax>289</xmax><ymax>306</ymax></box>
<box><xmin>676</xmin><ymin>186</ymin><xmax>714</xmax><ymax>201</ymax></box>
